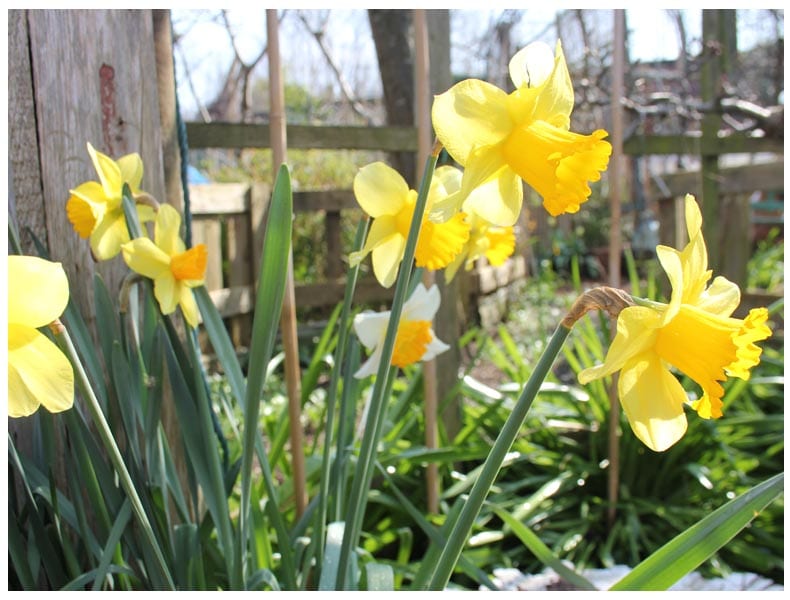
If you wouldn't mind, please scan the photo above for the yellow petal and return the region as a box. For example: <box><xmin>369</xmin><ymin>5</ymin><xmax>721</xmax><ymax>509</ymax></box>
<box><xmin>353</xmin><ymin>162</ymin><xmax>410</xmax><ymax>218</ymax></box>
<box><xmin>618</xmin><ymin>353</ymin><xmax>688</xmax><ymax>452</ymax></box>
<box><xmin>415</xmin><ymin>212</ymin><xmax>470</xmax><ymax>271</ymax></box>
<box><xmin>350</xmin><ymin>215</ymin><xmax>399</xmax><ymax>267</ymax></box>
<box><xmin>530</xmin><ymin>40</ymin><xmax>575</xmax><ymax>126</ymax></box>
<box><xmin>460</xmin><ymin>147</ymin><xmax>523</xmax><ymax>227</ymax></box>
<box><xmin>178</xmin><ymin>286</ymin><xmax>201</xmax><ymax>328</ymax></box>
<box><xmin>90</xmin><ymin>209</ymin><xmax>131</xmax><ymax>261</ymax></box>
<box><xmin>371</xmin><ymin>234</ymin><xmax>407</xmax><ymax>289</ymax></box>
<box><xmin>502</xmin><ymin>121</ymin><xmax>611</xmax><ymax>217</ymax></box>
<box><xmin>155</xmin><ymin>204</ymin><xmax>186</xmax><ymax>257</ymax></box>
<box><xmin>87</xmin><ymin>142</ymin><xmax>122</xmax><ymax>200</ymax></box>
<box><xmin>578</xmin><ymin>305</ymin><xmax>660</xmax><ymax>384</ymax></box>
<box><xmin>509</xmin><ymin>41</ymin><xmax>555</xmax><ymax>89</ymax></box>
<box><xmin>153</xmin><ymin>272</ymin><xmax>179</xmax><ymax>315</ymax></box>
<box><xmin>137</xmin><ymin>203</ymin><xmax>156</xmax><ymax>225</ymax></box>
<box><xmin>122</xmin><ymin>237</ymin><xmax>171</xmax><ymax>279</ymax></box>
<box><xmin>432</xmin><ymin>79</ymin><xmax>512</xmax><ymax>165</ymax></box>
<box><xmin>8</xmin><ymin>323</ymin><xmax>74</xmax><ymax>417</ymax></box>
<box><xmin>427</xmin><ymin>166</ymin><xmax>464</xmax><ymax>223</ymax></box>
<box><xmin>696</xmin><ymin>276</ymin><xmax>740</xmax><ymax>317</ymax></box>
<box><xmin>677</xmin><ymin>199</ymin><xmax>711</xmax><ymax>304</ymax></box>
<box><xmin>116</xmin><ymin>152</ymin><xmax>145</xmax><ymax>192</ymax></box>
<box><xmin>8</xmin><ymin>255</ymin><xmax>70</xmax><ymax>328</ymax></box>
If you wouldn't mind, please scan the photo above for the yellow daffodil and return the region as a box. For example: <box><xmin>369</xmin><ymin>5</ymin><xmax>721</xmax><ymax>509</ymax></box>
<box><xmin>349</xmin><ymin>162</ymin><xmax>471</xmax><ymax>288</ymax></box>
<box><xmin>353</xmin><ymin>283</ymin><xmax>449</xmax><ymax>378</ymax></box>
<box><xmin>121</xmin><ymin>204</ymin><xmax>207</xmax><ymax>328</ymax></box>
<box><xmin>444</xmin><ymin>213</ymin><xmax>516</xmax><ymax>282</ymax></box>
<box><xmin>432</xmin><ymin>40</ymin><xmax>612</xmax><ymax>226</ymax></box>
<box><xmin>66</xmin><ymin>142</ymin><xmax>155</xmax><ymax>260</ymax></box>
<box><xmin>578</xmin><ymin>195</ymin><xmax>772</xmax><ymax>452</ymax></box>
<box><xmin>7</xmin><ymin>255</ymin><xmax>74</xmax><ymax>418</ymax></box>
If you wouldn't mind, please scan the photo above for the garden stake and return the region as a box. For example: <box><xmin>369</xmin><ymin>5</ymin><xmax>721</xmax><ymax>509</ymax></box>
<box><xmin>267</xmin><ymin>8</ymin><xmax>308</xmax><ymax>520</ymax></box>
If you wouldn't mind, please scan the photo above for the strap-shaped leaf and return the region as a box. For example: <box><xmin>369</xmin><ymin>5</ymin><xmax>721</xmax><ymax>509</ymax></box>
<box><xmin>610</xmin><ymin>472</ymin><xmax>784</xmax><ymax>590</ymax></box>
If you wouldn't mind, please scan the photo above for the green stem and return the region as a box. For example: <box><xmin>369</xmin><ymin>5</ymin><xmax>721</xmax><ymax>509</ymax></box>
<box><xmin>424</xmin><ymin>323</ymin><xmax>572</xmax><ymax>590</ymax></box>
<box><xmin>314</xmin><ymin>217</ymin><xmax>369</xmax><ymax>583</ymax></box>
<box><xmin>335</xmin><ymin>150</ymin><xmax>439</xmax><ymax>589</ymax></box>
<box><xmin>54</xmin><ymin>322</ymin><xmax>175</xmax><ymax>590</ymax></box>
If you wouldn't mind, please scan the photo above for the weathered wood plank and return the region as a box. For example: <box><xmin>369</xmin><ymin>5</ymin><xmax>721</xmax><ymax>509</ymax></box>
<box><xmin>27</xmin><ymin>9</ymin><xmax>166</xmax><ymax>323</ymax></box>
<box><xmin>653</xmin><ymin>160</ymin><xmax>783</xmax><ymax>198</ymax></box>
<box><xmin>226</xmin><ymin>209</ymin><xmax>254</xmax><ymax>347</ymax></box>
<box><xmin>324</xmin><ymin>211</ymin><xmax>344</xmax><ymax>279</ymax></box>
<box><xmin>189</xmin><ymin>182</ymin><xmax>250</xmax><ymax>215</ymax></box>
<box><xmin>8</xmin><ymin>10</ymin><xmax>49</xmax><ymax>255</ymax></box>
<box><xmin>623</xmin><ymin>133</ymin><xmax>782</xmax><ymax>156</ymax></box>
<box><xmin>191</xmin><ymin>218</ymin><xmax>223</xmax><ymax>292</ymax></box>
<box><xmin>186</xmin><ymin>122</ymin><xmax>418</xmax><ymax>152</ymax></box>
<box><xmin>293</xmin><ymin>189</ymin><xmax>358</xmax><ymax>212</ymax></box>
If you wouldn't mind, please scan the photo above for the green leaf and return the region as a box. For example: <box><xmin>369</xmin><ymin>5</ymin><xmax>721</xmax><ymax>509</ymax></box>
<box><xmin>364</xmin><ymin>563</ymin><xmax>394</xmax><ymax>591</ymax></box>
<box><xmin>319</xmin><ymin>521</ymin><xmax>345</xmax><ymax>591</ymax></box>
<box><xmin>610</xmin><ymin>472</ymin><xmax>784</xmax><ymax>590</ymax></box>
<box><xmin>92</xmin><ymin>499</ymin><xmax>133</xmax><ymax>591</ymax></box>
<box><xmin>492</xmin><ymin>506</ymin><xmax>597</xmax><ymax>590</ymax></box>
<box><xmin>238</xmin><ymin>163</ymin><xmax>297</xmax><ymax>589</ymax></box>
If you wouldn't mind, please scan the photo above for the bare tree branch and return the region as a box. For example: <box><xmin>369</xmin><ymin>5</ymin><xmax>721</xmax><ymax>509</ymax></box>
<box><xmin>296</xmin><ymin>10</ymin><xmax>375</xmax><ymax>124</ymax></box>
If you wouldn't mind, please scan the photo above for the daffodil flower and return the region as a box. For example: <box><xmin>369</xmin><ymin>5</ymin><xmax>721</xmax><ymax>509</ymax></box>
<box><xmin>121</xmin><ymin>204</ymin><xmax>207</xmax><ymax>328</ymax></box>
<box><xmin>7</xmin><ymin>255</ymin><xmax>74</xmax><ymax>418</ymax></box>
<box><xmin>432</xmin><ymin>40</ymin><xmax>612</xmax><ymax>226</ymax></box>
<box><xmin>348</xmin><ymin>162</ymin><xmax>470</xmax><ymax>288</ymax></box>
<box><xmin>444</xmin><ymin>212</ymin><xmax>516</xmax><ymax>282</ymax></box>
<box><xmin>353</xmin><ymin>283</ymin><xmax>449</xmax><ymax>378</ymax></box>
<box><xmin>578</xmin><ymin>195</ymin><xmax>772</xmax><ymax>452</ymax></box>
<box><xmin>66</xmin><ymin>142</ymin><xmax>155</xmax><ymax>261</ymax></box>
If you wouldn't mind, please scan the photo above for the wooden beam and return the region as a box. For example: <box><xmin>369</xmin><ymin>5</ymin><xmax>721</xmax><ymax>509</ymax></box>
<box><xmin>185</xmin><ymin>122</ymin><xmax>418</xmax><ymax>151</ymax></box>
<box><xmin>623</xmin><ymin>133</ymin><xmax>782</xmax><ymax>156</ymax></box>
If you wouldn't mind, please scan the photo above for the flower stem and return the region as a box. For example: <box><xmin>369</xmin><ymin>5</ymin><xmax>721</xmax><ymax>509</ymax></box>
<box><xmin>52</xmin><ymin>320</ymin><xmax>174</xmax><ymax>590</ymax></box>
<box><xmin>335</xmin><ymin>147</ymin><xmax>441</xmax><ymax>589</ymax></box>
<box><xmin>424</xmin><ymin>322</ymin><xmax>572</xmax><ymax>590</ymax></box>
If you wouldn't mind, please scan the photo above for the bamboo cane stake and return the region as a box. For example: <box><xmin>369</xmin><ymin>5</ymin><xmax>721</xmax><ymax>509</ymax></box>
<box><xmin>266</xmin><ymin>8</ymin><xmax>307</xmax><ymax>518</ymax></box>
<box><xmin>606</xmin><ymin>8</ymin><xmax>626</xmax><ymax>527</ymax></box>
<box><xmin>413</xmin><ymin>9</ymin><xmax>440</xmax><ymax>515</ymax></box>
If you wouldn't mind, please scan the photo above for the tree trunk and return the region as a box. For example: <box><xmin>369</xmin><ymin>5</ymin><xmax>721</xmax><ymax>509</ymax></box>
<box><xmin>368</xmin><ymin>9</ymin><xmax>416</xmax><ymax>185</ymax></box>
